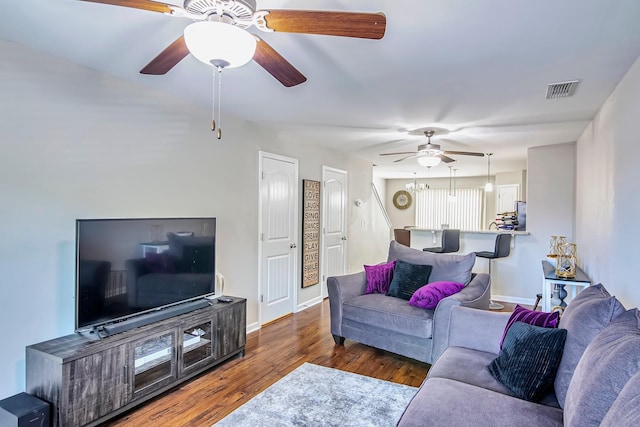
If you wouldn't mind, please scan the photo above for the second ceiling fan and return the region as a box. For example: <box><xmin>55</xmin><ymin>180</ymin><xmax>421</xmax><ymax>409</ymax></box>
<box><xmin>380</xmin><ymin>130</ymin><xmax>485</xmax><ymax>167</ymax></box>
<box><xmin>80</xmin><ymin>0</ymin><xmax>387</xmax><ymax>87</ymax></box>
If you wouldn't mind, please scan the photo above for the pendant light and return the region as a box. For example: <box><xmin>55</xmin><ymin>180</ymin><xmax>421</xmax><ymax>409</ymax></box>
<box><xmin>485</xmin><ymin>153</ymin><xmax>494</xmax><ymax>192</ymax></box>
<box><xmin>448</xmin><ymin>167</ymin><xmax>457</xmax><ymax>202</ymax></box>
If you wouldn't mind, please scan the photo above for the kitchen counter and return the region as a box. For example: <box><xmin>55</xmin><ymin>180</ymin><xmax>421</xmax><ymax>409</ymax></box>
<box><xmin>406</xmin><ymin>227</ymin><xmax>529</xmax><ymax>236</ymax></box>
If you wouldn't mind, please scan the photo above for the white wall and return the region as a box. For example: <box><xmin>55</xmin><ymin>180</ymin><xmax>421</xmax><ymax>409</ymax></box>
<box><xmin>0</xmin><ymin>40</ymin><xmax>382</xmax><ymax>398</ymax></box>
<box><xmin>576</xmin><ymin>56</ymin><xmax>640</xmax><ymax>308</ymax></box>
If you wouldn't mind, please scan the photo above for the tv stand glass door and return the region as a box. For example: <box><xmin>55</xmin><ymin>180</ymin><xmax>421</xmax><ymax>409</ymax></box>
<box><xmin>131</xmin><ymin>330</ymin><xmax>177</xmax><ymax>397</ymax></box>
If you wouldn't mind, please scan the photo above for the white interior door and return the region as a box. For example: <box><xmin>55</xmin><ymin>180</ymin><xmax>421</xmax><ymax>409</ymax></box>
<box><xmin>321</xmin><ymin>167</ymin><xmax>347</xmax><ymax>298</ymax></box>
<box><xmin>497</xmin><ymin>184</ymin><xmax>520</xmax><ymax>214</ymax></box>
<box><xmin>259</xmin><ymin>152</ymin><xmax>298</xmax><ymax>324</ymax></box>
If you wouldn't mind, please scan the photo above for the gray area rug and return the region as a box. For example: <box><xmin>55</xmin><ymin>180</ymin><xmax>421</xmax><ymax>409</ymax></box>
<box><xmin>214</xmin><ymin>362</ymin><xmax>417</xmax><ymax>427</ymax></box>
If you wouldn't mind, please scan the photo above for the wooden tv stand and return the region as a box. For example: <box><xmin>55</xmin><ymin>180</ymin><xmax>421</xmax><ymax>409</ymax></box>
<box><xmin>26</xmin><ymin>297</ymin><xmax>246</xmax><ymax>427</ymax></box>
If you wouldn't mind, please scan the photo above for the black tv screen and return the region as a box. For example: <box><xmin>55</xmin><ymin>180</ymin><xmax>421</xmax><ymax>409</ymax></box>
<box><xmin>75</xmin><ymin>217</ymin><xmax>216</xmax><ymax>331</ymax></box>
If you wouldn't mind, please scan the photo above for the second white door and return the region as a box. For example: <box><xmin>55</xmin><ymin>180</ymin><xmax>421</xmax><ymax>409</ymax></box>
<box><xmin>322</xmin><ymin>167</ymin><xmax>347</xmax><ymax>298</ymax></box>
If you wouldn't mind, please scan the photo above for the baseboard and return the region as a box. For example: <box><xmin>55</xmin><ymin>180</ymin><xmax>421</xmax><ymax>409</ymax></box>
<box><xmin>246</xmin><ymin>321</ymin><xmax>260</xmax><ymax>334</ymax></box>
<box><xmin>492</xmin><ymin>295</ymin><xmax>537</xmax><ymax>306</ymax></box>
<box><xmin>296</xmin><ymin>296</ymin><xmax>324</xmax><ymax>312</ymax></box>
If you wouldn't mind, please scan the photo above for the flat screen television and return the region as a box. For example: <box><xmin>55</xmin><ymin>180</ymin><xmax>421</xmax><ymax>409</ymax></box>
<box><xmin>75</xmin><ymin>217</ymin><xmax>216</xmax><ymax>334</ymax></box>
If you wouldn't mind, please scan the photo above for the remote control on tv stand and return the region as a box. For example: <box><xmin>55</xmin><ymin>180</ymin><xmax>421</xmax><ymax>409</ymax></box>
<box><xmin>217</xmin><ymin>297</ymin><xmax>233</xmax><ymax>303</ymax></box>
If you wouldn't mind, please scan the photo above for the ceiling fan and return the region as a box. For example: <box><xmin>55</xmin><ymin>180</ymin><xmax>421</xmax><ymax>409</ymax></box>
<box><xmin>79</xmin><ymin>0</ymin><xmax>387</xmax><ymax>87</ymax></box>
<box><xmin>379</xmin><ymin>130</ymin><xmax>485</xmax><ymax>167</ymax></box>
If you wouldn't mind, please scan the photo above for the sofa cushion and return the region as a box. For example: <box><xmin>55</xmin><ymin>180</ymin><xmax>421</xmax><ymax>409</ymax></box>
<box><xmin>386</xmin><ymin>260</ymin><xmax>432</xmax><ymax>300</ymax></box>
<box><xmin>387</xmin><ymin>240</ymin><xmax>475</xmax><ymax>285</ymax></box>
<box><xmin>408</xmin><ymin>281</ymin><xmax>465</xmax><ymax>309</ymax></box>
<box><xmin>364</xmin><ymin>261</ymin><xmax>395</xmax><ymax>294</ymax></box>
<box><xmin>342</xmin><ymin>293</ymin><xmax>434</xmax><ymax>339</ymax></box>
<box><xmin>564</xmin><ymin>309</ymin><xmax>640</xmax><ymax>427</ymax></box>
<box><xmin>500</xmin><ymin>304</ymin><xmax>559</xmax><ymax>348</ymax></box>
<box><xmin>428</xmin><ymin>346</ymin><xmax>560</xmax><ymax>407</ymax></box>
<box><xmin>488</xmin><ymin>322</ymin><xmax>567</xmax><ymax>402</ymax></box>
<box><xmin>397</xmin><ymin>377</ymin><xmax>564</xmax><ymax>427</ymax></box>
<box><xmin>600</xmin><ymin>371</ymin><xmax>640</xmax><ymax>427</ymax></box>
<box><xmin>554</xmin><ymin>283</ymin><xmax>626</xmax><ymax>408</ymax></box>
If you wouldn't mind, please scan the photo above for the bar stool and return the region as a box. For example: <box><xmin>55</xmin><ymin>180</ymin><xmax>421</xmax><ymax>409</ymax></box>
<box><xmin>423</xmin><ymin>229</ymin><xmax>460</xmax><ymax>253</ymax></box>
<box><xmin>393</xmin><ymin>229</ymin><xmax>411</xmax><ymax>247</ymax></box>
<box><xmin>474</xmin><ymin>233</ymin><xmax>512</xmax><ymax>310</ymax></box>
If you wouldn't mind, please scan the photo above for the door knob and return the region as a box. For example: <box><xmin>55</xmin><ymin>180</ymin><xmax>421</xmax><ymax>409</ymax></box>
<box><xmin>341</xmin><ymin>236</ymin><xmax>347</xmax><ymax>241</ymax></box>
<box><xmin>290</xmin><ymin>243</ymin><xmax>297</xmax><ymax>248</ymax></box>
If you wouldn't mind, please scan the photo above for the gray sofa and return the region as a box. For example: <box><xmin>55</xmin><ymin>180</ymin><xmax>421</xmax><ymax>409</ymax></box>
<box><xmin>327</xmin><ymin>241</ymin><xmax>491</xmax><ymax>364</ymax></box>
<box><xmin>397</xmin><ymin>283</ymin><xmax>640</xmax><ymax>426</ymax></box>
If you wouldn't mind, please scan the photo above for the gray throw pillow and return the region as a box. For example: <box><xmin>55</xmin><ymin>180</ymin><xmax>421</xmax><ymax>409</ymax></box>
<box><xmin>564</xmin><ymin>309</ymin><xmax>640</xmax><ymax>427</ymax></box>
<box><xmin>554</xmin><ymin>283</ymin><xmax>625</xmax><ymax>408</ymax></box>
<box><xmin>387</xmin><ymin>240</ymin><xmax>475</xmax><ymax>285</ymax></box>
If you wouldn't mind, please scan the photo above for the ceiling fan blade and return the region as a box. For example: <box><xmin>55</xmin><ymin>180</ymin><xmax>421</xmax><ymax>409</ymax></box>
<box><xmin>263</xmin><ymin>10</ymin><xmax>386</xmax><ymax>39</ymax></box>
<box><xmin>393</xmin><ymin>154</ymin><xmax>417</xmax><ymax>163</ymax></box>
<box><xmin>443</xmin><ymin>150</ymin><xmax>485</xmax><ymax>157</ymax></box>
<box><xmin>140</xmin><ymin>36</ymin><xmax>190</xmax><ymax>75</ymax></box>
<box><xmin>253</xmin><ymin>37</ymin><xmax>307</xmax><ymax>87</ymax></box>
<box><xmin>80</xmin><ymin>0</ymin><xmax>172</xmax><ymax>13</ymax></box>
<box><xmin>379</xmin><ymin>151</ymin><xmax>417</xmax><ymax>156</ymax></box>
<box><xmin>439</xmin><ymin>155</ymin><xmax>456</xmax><ymax>163</ymax></box>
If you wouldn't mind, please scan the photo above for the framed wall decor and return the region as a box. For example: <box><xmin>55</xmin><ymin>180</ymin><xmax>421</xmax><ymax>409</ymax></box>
<box><xmin>393</xmin><ymin>190</ymin><xmax>412</xmax><ymax>210</ymax></box>
<box><xmin>302</xmin><ymin>179</ymin><xmax>321</xmax><ymax>288</ymax></box>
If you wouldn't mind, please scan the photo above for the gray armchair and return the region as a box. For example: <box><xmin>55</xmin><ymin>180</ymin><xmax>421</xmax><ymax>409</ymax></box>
<box><xmin>328</xmin><ymin>241</ymin><xmax>490</xmax><ymax>364</ymax></box>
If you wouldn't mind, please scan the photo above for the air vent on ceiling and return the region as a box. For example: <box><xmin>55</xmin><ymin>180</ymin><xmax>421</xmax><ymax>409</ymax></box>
<box><xmin>546</xmin><ymin>80</ymin><xmax>580</xmax><ymax>99</ymax></box>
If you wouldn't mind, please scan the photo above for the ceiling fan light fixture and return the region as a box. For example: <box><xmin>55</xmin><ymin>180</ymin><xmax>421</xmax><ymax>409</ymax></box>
<box><xmin>417</xmin><ymin>155</ymin><xmax>441</xmax><ymax>167</ymax></box>
<box><xmin>184</xmin><ymin>21</ymin><xmax>257</xmax><ymax>68</ymax></box>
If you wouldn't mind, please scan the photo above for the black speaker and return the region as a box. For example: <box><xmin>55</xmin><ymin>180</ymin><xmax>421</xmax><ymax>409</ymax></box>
<box><xmin>0</xmin><ymin>393</ymin><xmax>50</xmax><ymax>427</ymax></box>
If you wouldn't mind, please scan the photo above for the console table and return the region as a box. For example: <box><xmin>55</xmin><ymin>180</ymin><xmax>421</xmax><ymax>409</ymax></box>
<box><xmin>541</xmin><ymin>260</ymin><xmax>591</xmax><ymax>312</ymax></box>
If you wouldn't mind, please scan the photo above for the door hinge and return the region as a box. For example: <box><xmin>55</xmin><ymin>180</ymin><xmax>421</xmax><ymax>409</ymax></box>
<box><xmin>260</xmin><ymin>233</ymin><xmax>264</xmax><ymax>241</ymax></box>
<box><xmin>260</xmin><ymin>294</ymin><xmax>264</xmax><ymax>303</ymax></box>
<box><xmin>261</xmin><ymin>171</ymin><xmax>265</xmax><ymax>179</ymax></box>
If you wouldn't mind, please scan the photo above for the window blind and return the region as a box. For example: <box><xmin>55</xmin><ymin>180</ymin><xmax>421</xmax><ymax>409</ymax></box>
<box><xmin>415</xmin><ymin>188</ymin><xmax>483</xmax><ymax>231</ymax></box>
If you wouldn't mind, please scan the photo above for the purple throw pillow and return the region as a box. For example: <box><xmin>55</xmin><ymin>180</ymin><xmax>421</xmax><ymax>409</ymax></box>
<box><xmin>408</xmin><ymin>281</ymin><xmax>465</xmax><ymax>309</ymax></box>
<box><xmin>364</xmin><ymin>261</ymin><xmax>396</xmax><ymax>294</ymax></box>
<box><xmin>500</xmin><ymin>304</ymin><xmax>560</xmax><ymax>349</ymax></box>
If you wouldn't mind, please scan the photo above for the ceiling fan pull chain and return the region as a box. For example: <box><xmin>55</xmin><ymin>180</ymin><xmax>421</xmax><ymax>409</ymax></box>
<box><xmin>211</xmin><ymin>67</ymin><xmax>216</xmax><ymax>132</ymax></box>
<box><xmin>217</xmin><ymin>65</ymin><xmax>223</xmax><ymax>140</ymax></box>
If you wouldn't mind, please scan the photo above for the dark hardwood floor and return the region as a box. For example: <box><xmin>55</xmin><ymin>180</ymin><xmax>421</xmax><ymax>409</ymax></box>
<box><xmin>105</xmin><ymin>299</ymin><xmax>518</xmax><ymax>426</ymax></box>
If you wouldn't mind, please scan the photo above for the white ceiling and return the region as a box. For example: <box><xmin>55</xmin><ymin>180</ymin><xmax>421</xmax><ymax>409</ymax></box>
<box><xmin>2</xmin><ymin>0</ymin><xmax>640</xmax><ymax>179</ymax></box>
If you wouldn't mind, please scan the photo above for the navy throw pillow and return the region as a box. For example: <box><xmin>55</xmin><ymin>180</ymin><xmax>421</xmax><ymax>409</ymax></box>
<box><xmin>386</xmin><ymin>260</ymin><xmax>432</xmax><ymax>301</ymax></box>
<box><xmin>488</xmin><ymin>321</ymin><xmax>567</xmax><ymax>402</ymax></box>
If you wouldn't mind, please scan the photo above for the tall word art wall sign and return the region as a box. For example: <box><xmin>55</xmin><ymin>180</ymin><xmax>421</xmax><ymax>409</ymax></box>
<box><xmin>302</xmin><ymin>179</ymin><xmax>320</xmax><ymax>288</ymax></box>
